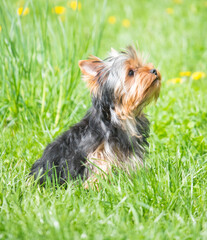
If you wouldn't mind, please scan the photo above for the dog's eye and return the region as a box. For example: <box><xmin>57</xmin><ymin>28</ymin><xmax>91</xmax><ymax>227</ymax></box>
<box><xmin>128</xmin><ymin>70</ymin><xmax>134</xmax><ymax>76</ymax></box>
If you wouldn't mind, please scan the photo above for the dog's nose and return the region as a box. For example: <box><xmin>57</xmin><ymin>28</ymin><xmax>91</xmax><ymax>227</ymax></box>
<box><xmin>150</xmin><ymin>68</ymin><xmax>157</xmax><ymax>76</ymax></box>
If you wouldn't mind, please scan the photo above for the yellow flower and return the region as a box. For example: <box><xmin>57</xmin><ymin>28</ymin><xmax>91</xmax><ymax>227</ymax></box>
<box><xmin>179</xmin><ymin>71</ymin><xmax>191</xmax><ymax>77</ymax></box>
<box><xmin>69</xmin><ymin>1</ymin><xmax>81</xmax><ymax>11</ymax></box>
<box><xmin>191</xmin><ymin>72</ymin><xmax>206</xmax><ymax>80</ymax></box>
<box><xmin>0</xmin><ymin>26</ymin><xmax>2</xmax><ymax>32</ymax></box>
<box><xmin>166</xmin><ymin>8</ymin><xmax>174</xmax><ymax>14</ymax></box>
<box><xmin>53</xmin><ymin>6</ymin><xmax>66</xmax><ymax>15</ymax></box>
<box><xmin>122</xmin><ymin>19</ymin><xmax>130</xmax><ymax>28</ymax></box>
<box><xmin>17</xmin><ymin>7</ymin><xmax>30</xmax><ymax>16</ymax></box>
<box><xmin>108</xmin><ymin>16</ymin><xmax>116</xmax><ymax>24</ymax></box>
<box><xmin>167</xmin><ymin>78</ymin><xmax>182</xmax><ymax>84</ymax></box>
<box><xmin>173</xmin><ymin>0</ymin><xmax>182</xmax><ymax>4</ymax></box>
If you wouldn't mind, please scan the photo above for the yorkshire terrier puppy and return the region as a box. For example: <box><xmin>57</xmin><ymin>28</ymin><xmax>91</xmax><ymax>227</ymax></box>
<box><xmin>30</xmin><ymin>46</ymin><xmax>161</xmax><ymax>186</ymax></box>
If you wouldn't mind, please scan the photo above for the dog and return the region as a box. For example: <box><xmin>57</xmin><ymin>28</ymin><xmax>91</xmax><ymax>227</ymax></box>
<box><xmin>30</xmin><ymin>46</ymin><xmax>161</xmax><ymax>187</ymax></box>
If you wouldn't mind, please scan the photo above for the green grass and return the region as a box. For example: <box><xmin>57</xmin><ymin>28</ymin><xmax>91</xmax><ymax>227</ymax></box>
<box><xmin>0</xmin><ymin>0</ymin><xmax>207</xmax><ymax>239</ymax></box>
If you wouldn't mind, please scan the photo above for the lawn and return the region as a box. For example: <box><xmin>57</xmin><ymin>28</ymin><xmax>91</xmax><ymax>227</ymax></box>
<box><xmin>0</xmin><ymin>0</ymin><xmax>207</xmax><ymax>239</ymax></box>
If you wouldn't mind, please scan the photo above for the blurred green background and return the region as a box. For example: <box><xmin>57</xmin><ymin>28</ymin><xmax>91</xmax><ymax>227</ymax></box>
<box><xmin>0</xmin><ymin>0</ymin><xmax>207</xmax><ymax>239</ymax></box>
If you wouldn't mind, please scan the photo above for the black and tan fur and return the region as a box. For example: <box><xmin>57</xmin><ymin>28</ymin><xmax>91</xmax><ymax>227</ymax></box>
<box><xmin>30</xmin><ymin>46</ymin><xmax>161</xmax><ymax>186</ymax></box>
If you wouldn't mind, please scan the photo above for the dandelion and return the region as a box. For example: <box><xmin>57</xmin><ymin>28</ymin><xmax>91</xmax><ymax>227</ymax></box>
<box><xmin>0</xmin><ymin>26</ymin><xmax>2</xmax><ymax>32</ymax></box>
<box><xmin>53</xmin><ymin>6</ymin><xmax>66</xmax><ymax>15</ymax></box>
<box><xmin>69</xmin><ymin>1</ymin><xmax>81</xmax><ymax>11</ymax></box>
<box><xmin>179</xmin><ymin>71</ymin><xmax>191</xmax><ymax>77</ymax></box>
<box><xmin>108</xmin><ymin>16</ymin><xmax>116</xmax><ymax>24</ymax></box>
<box><xmin>17</xmin><ymin>7</ymin><xmax>30</xmax><ymax>16</ymax></box>
<box><xmin>191</xmin><ymin>72</ymin><xmax>206</xmax><ymax>80</ymax></box>
<box><xmin>167</xmin><ymin>78</ymin><xmax>182</xmax><ymax>84</ymax></box>
<box><xmin>122</xmin><ymin>19</ymin><xmax>130</xmax><ymax>28</ymax></box>
<box><xmin>166</xmin><ymin>8</ymin><xmax>174</xmax><ymax>14</ymax></box>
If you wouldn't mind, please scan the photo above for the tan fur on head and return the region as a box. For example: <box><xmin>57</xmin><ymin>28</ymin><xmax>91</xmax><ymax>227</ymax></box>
<box><xmin>79</xmin><ymin>45</ymin><xmax>161</xmax><ymax>131</ymax></box>
<box><xmin>114</xmin><ymin>46</ymin><xmax>161</xmax><ymax>119</ymax></box>
<box><xmin>79</xmin><ymin>56</ymin><xmax>104</xmax><ymax>95</ymax></box>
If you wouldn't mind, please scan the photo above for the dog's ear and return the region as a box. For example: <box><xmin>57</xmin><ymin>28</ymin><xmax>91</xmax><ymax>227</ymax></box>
<box><xmin>79</xmin><ymin>56</ymin><xmax>104</xmax><ymax>95</ymax></box>
<box><xmin>79</xmin><ymin>56</ymin><xmax>102</xmax><ymax>77</ymax></box>
<box><xmin>109</xmin><ymin>48</ymin><xmax>119</xmax><ymax>58</ymax></box>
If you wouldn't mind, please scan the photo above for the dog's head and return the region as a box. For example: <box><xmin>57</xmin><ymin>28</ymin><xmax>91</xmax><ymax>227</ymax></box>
<box><xmin>79</xmin><ymin>46</ymin><xmax>161</xmax><ymax>122</ymax></box>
